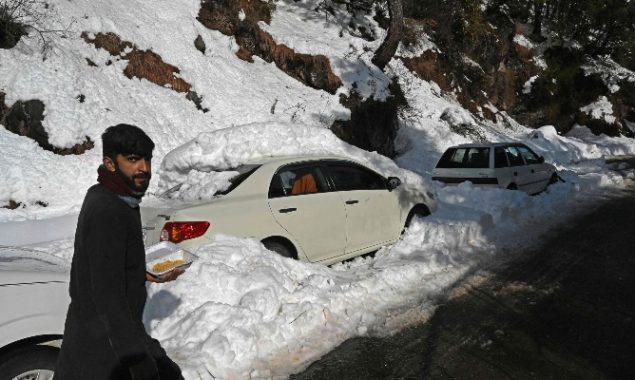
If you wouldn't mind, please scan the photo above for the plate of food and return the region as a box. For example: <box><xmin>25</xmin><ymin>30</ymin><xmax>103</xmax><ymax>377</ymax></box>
<box><xmin>145</xmin><ymin>241</ymin><xmax>197</xmax><ymax>277</ymax></box>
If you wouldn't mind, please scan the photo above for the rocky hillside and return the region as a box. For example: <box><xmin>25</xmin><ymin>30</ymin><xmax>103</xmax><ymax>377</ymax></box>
<box><xmin>1</xmin><ymin>0</ymin><xmax>634</xmax><ymax>216</ymax></box>
<box><xmin>2</xmin><ymin>0</ymin><xmax>633</xmax><ymax>157</ymax></box>
<box><xmin>399</xmin><ymin>0</ymin><xmax>635</xmax><ymax>137</ymax></box>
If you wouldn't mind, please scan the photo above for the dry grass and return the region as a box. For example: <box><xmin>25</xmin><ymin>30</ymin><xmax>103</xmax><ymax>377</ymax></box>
<box><xmin>401</xmin><ymin>52</ymin><xmax>451</xmax><ymax>92</ymax></box>
<box><xmin>81</xmin><ymin>32</ymin><xmax>131</xmax><ymax>56</ymax></box>
<box><xmin>124</xmin><ymin>50</ymin><xmax>191</xmax><ymax>92</ymax></box>
<box><xmin>82</xmin><ymin>32</ymin><xmax>192</xmax><ymax>93</ymax></box>
<box><xmin>198</xmin><ymin>0</ymin><xmax>341</xmax><ymax>94</ymax></box>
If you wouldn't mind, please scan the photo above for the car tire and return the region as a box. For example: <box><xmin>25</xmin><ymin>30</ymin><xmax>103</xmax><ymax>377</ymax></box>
<box><xmin>263</xmin><ymin>240</ymin><xmax>294</xmax><ymax>259</ymax></box>
<box><xmin>404</xmin><ymin>205</ymin><xmax>431</xmax><ymax>231</ymax></box>
<box><xmin>0</xmin><ymin>345</ymin><xmax>58</xmax><ymax>380</ymax></box>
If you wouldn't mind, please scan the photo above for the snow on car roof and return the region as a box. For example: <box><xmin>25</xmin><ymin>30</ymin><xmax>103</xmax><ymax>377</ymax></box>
<box><xmin>242</xmin><ymin>154</ymin><xmax>363</xmax><ymax>167</ymax></box>
<box><xmin>450</xmin><ymin>142</ymin><xmax>527</xmax><ymax>149</ymax></box>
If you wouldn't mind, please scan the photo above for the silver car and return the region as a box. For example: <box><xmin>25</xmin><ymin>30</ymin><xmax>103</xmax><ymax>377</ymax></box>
<box><xmin>432</xmin><ymin>143</ymin><xmax>558</xmax><ymax>194</ymax></box>
<box><xmin>142</xmin><ymin>155</ymin><xmax>436</xmax><ymax>265</ymax></box>
<box><xmin>0</xmin><ymin>249</ymin><xmax>70</xmax><ymax>380</ymax></box>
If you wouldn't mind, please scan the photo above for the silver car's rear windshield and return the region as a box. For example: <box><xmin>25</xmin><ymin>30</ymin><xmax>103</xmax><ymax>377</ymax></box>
<box><xmin>436</xmin><ymin>147</ymin><xmax>490</xmax><ymax>169</ymax></box>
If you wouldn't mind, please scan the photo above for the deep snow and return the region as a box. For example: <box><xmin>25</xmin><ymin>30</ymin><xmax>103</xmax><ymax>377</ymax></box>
<box><xmin>1</xmin><ymin>0</ymin><xmax>635</xmax><ymax>379</ymax></box>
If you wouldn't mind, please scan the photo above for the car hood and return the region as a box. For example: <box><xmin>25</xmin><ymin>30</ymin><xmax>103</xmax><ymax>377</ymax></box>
<box><xmin>0</xmin><ymin>250</ymin><xmax>70</xmax><ymax>285</ymax></box>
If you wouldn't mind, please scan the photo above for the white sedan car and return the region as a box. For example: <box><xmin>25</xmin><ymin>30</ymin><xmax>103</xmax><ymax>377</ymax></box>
<box><xmin>0</xmin><ymin>249</ymin><xmax>70</xmax><ymax>380</ymax></box>
<box><xmin>142</xmin><ymin>156</ymin><xmax>436</xmax><ymax>265</ymax></box>
<box><xmin>432</xmin><ymin>143</ymin><xmax>558</xmax><ymax>194</ymax></box>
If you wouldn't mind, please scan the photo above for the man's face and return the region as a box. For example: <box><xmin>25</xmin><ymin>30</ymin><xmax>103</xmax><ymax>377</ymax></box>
<box><xmin>107</xmin><ymin>153</ymin><xmax>152</xmax><ymax>192</ymax></box>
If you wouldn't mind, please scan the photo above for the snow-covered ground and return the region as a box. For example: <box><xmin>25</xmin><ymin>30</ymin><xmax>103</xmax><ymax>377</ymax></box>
<box><xmin>2</xmin><ymin>0</ymin><xmax>635</xmax><ymax>379</ymax></box>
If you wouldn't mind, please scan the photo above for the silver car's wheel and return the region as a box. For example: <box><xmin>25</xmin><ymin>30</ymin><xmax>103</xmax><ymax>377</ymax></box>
<box><xmin>0</xmin><ymin>346</ymin><xmax>58</xmax><ymax>380</ymax></box>
<box><xmin>12</xmin><ymin>369</ymin><xmax>54</xmax><ymax>380</ymax></box>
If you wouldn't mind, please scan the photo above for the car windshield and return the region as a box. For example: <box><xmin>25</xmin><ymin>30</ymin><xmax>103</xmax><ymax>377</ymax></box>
<box><xmin>436</xmin><ymin>147</ymin><xmax>490</xmax><ymax>169</ymax></box>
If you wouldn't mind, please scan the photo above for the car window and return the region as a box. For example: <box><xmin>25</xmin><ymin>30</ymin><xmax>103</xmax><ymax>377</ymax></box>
<box><xmin>504</xmin><ymin>146</ymin><xmax>525</xmax><ymax>166</ymax></box>
<box><xmin>326</xmin><ymin>164</ymin><xmax>387</xmax><ymax>191</ymax></box>
<box><xmin>436</xmin><ymin>147</ymin><xmax>490</xmax><ymax>168</ymax></box>
<box><xmin>494</xmin><ymin>147</ymin><xmax>508</xmax><ymax>168</ymax></box>
<box><xmin>159</xmin><ymin>164</ymin><xmax>260</xmax><ymax>199</ymax></box>
<box><xmin>517</xmin><ymin>145</ymin><xmax>541</xmax><ymax>164</ymax></box>
<box><xmin>216</xmin><ymin>165</ymin><xmax>261</xmax><ymax>196</ymax></box>
<box><xmin>269</xmin><ymin>165</ymin><xmax>327</xmax><ymax>198</ymax></box>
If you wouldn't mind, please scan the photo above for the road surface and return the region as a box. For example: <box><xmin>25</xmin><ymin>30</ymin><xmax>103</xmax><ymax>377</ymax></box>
<box><xmin>293</xmin><ymin>188</ymin><xmax>635</xmax><ymax>380</ymax></box>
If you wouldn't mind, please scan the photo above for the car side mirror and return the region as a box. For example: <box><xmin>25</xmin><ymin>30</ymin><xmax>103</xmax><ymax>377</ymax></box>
<box><xmin>538</xmin><ymin>156</ymin><xmax>545</xmax><ymax>163</ymax></box>
<box><xmin>387</xmin><ymin>177</ymin><xmax>401</xmax><ymax>191</ymax></box>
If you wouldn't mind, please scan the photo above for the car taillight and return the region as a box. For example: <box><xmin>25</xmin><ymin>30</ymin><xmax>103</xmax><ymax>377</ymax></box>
<box><xmin>160</xmin><ymin>221</ymin><xmax>210</xmax><ymax>243</ymax></box>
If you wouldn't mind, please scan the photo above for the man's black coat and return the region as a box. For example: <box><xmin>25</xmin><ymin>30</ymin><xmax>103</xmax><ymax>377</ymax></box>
<box><xmin>55</xmin><ymin>184</ymin><xmax>180</xmax><ymax>380</ymax></box>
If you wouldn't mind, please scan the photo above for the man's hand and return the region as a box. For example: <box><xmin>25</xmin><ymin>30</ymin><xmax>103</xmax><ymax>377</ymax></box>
<box><xmin>146</xmin><ymin>268</ymin><xmax>185</xmax><ymax>283</ymax></box>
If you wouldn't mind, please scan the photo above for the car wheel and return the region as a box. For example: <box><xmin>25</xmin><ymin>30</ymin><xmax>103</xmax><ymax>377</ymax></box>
<box><xmin>0</xmin><ymin>345</ymin><xmax>58</xmax><ymax>380</ymax></box>
<box><xmin>404</xmin><ymin>205</ymin><xmax>431</xmax><ymax>231</ymax></box>
<box><xmin>263</xmin><ymin>240</ymin><xmax>294</xmax><ymax>259</ymax></box>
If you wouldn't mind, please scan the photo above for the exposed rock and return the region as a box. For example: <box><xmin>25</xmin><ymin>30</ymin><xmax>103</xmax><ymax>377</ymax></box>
<box><xmin>198</xmin><ymin>0</ymin><xmax>342</xmax><ymax>94</ymax></box>
<box><xmin>186</xmin><ymin>91</ymin><xmax>209</xmax><ymax>113</ymax></box>
<box><xmin>4</xmin><ymin>99</ymin><xmax>50</xmax><ymax>150</ymax></box>
<box><xmin>2</xmin><ymin>98</ymin><xmax>94</xmax><ymax>155</ymax></box>
<box><xmin>2</xmin><ymin>200</ymin><xmax>22</xmax><ymax>210</ymax></box>
<box><xmin>2</xmin><ymin>200</ymin><xmax>48</xmax><ymax>209</ymax></box>
<box><xmin>194</xmin><ymin>35</ymin><xmax>206</xmax><ymax>54</ymax></box>
<box><xmin>331</xmin><ymin>81</ymin><xmax>407</xmax><ymax>158</ymax></box>
<box><xmin>0</xmin><ymin>17</ymin><xmax>27</xmax><ymax>49</ymax></box>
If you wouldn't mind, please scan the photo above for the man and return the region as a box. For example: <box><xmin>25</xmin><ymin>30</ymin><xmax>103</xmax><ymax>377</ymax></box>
<box><xmin>55</xmin><ymin>124</ymin><xmax>184</xmax><ymax>380</ymax></box>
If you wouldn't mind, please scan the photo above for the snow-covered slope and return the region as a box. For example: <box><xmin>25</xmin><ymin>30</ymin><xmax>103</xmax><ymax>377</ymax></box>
<box><xmin>1</xmin><ymin>0</ymin><xmax>634</xmax><ymax>379</ymax></box>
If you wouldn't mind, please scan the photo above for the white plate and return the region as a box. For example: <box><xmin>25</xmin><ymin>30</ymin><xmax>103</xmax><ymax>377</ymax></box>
<box><xmin>145</xmin><ymin>241</ymin><xmax>196</xmax><ymax>277</ymax></box>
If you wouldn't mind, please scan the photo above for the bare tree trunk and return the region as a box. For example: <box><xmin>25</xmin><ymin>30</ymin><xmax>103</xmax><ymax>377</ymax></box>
<box><xmin>532</xmin><ymin>0</ymin><xmax>544</xmax><ymax>37</ymax></box>
<box><xmin>371</xmin><ymin>0</ymin><xmax>404</xmax><ymax>70</ymax></box>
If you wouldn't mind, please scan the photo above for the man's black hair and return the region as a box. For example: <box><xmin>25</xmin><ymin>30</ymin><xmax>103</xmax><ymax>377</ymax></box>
<box><xmin>102</xmin><ymin>123</ymin><xmax>154</xmax><ymax>159</ymax></box>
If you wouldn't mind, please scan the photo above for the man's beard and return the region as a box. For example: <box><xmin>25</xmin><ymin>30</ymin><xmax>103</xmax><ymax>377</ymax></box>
<box><xmin>115</xmin><ymin>166</ymin><xmax>151</xmax><ymax>193</ymax></box>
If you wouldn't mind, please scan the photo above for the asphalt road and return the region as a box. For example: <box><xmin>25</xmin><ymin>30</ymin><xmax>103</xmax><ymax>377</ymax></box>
<box><xmin>292</xmin><ymin>188</ymin><xmax>635</xmax><ymax>380</ymax></box>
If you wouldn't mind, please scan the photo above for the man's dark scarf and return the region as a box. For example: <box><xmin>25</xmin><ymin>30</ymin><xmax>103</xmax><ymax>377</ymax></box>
<box><xmin>97</xmin><ymin>165</ymin><xmax>145</xmax><ymax>207</ymax></box>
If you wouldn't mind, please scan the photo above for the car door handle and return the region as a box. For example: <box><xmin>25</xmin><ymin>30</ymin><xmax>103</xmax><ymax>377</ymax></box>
<box><xmin>278</xmin><ymin>208</ymin><xmax>297</xmax><ymax>213</ymax></box>
<box><xmin>346</xmin><ymin>200</ymin><xmax>359</xmax><ymax>205</ymax></box>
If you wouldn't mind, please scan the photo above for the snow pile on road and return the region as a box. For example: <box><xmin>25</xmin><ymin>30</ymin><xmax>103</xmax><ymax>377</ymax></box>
<box><xmin>141</xmin><ymin>177</ymin><xmax>589</xmax><ymax>379</ymax></box>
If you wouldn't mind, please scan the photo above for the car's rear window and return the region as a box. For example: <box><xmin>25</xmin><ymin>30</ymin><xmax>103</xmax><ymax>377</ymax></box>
<box><xmin>436</xmin><ymin>147</ymin><xmax>490</xmax><ymax>169</ymax></box>
<box><xmin>159</xmin><ymin>164</ymin><xmax>260</xmax><ymax>199</ymax></box>
<box><xmin>215</xmin><ymin>165</ymin><xmax>261</xmax><ymax>196</ymax></box>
